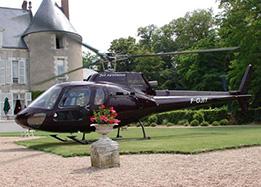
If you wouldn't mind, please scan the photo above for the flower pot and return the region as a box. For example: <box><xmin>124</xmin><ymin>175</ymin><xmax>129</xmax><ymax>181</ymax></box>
<box><xmin>91</xmin><ymin>123</ymin><xmax>115</xmax><ymax>136</ymax></box>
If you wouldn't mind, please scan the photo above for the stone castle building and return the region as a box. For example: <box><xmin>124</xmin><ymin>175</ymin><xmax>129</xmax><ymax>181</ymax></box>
<box><xmin>0</xmin><ymin>0</ymin><xmax>83</xmax><ymax>118</ymax></box>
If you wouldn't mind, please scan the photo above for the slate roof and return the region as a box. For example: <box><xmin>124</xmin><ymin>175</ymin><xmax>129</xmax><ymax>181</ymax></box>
<box><xmin>0</xmin><ymin>7</ymin><xmax>32</xmax><ymax>49</ymax></box>
<box><xmin>23</xmin><ymin>0</ymin><xmax>82</xmax><ymax>42</ymax></box>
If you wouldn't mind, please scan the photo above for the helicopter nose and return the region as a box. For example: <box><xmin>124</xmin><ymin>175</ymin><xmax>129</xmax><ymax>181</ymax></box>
<box><xmin>16</xmin><ymin>109</ymin><xmax>47</xmax><ymax>130</ymax></box>
<box><xmin>15</xmin><ymin>110</ymin><xmax>30</xmax><ymax>129</ymax></box>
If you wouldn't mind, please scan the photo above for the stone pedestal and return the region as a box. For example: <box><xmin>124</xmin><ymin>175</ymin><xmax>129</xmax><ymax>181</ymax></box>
<box><xmin>90</xmin><ymin>136</ymin><xmax>120</xmax><ymax>168</ymax></box>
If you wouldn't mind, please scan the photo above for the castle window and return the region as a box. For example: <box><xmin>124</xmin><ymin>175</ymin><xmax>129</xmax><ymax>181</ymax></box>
<box><xmin>12</xmin><ymin>60</ymin><xmax>19</xmax><ymax>83</ymax></box>
<box><xmin>55</xmin><ymin>35</ymin><xmax>64</xmax><ymax>49</ymax></box>
<box><xmin>0</xmin><ymin>59</ymin><xmax>26</xmax><ymax>85</ymax></box>
<box><xmin>54</xmin><ymin>57</ymin><xmax>68</xmax><ymax>81</ymax></box>
<box><xmin>11</xmin><ymin>59</ymin><xmax>26</xmax><ymax>84</ymax></box>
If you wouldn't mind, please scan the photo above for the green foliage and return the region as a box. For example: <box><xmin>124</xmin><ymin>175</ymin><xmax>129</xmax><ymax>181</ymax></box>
<box><xmin>32</xmin><ymin>91</ymin><xmax>44</xmax><ymax>100</ymax></box>
<box><xmin>211</xmin><ymin>121</ymin><xmax>220</xmax><ymax>126</ymax></box>
<box><xmin>190</xmin><ymin>119</ymin><xmax>200</xmax><ymax>126</ymax></box>
<box><xmin>150</xmin><ymin>122</ymin><xmax>158</xmax><ymax>127</ymax></box>
<box><xmin>233</xmin><ymin>107</ymin><xmax>261</xmax><ymax>124</ymax></box>
<box><xmin>143</xmin><ymin>122</ymin><xmax>150</xmax><ymax>127</ymax></box>
<box><xmin>166</xmin><ymin>122</ymin><xmax>174</xmax><ymax>127</ymax></box>
<box><xmin>220</xmin><ymin>119</ymin><xmax>229</xmax><ymax>126</ymax></box>
<box><xmin>177</xmin><ymin>119</ymin><xmax>189</xmax><ymax>126</ymax></box>
<box><xmin>193</xmin><ymin>111</ymin><xmax>205</xmax><ymax>123</ymax></box>
<box><xmin>218</xmin><ymin>0</ymin><xmax>261</xmax><ymax>107</ymax></box>
<box><xmin>147</xmin><ymin>115</ymin><xmax>158</xmax><ymax>124</ymax></box>
<box><xmin>162</xmin><ymin>119</ymin><xmax>169</xmax><ymax>125</ymax></box>
<box><xmin>82</xmin><ymin>52</ymin><xmax>99</xmax><ymax>71</ymax></box>
<box><xmin>200</xmin><ymin>121</ymin><xmax>210</xmax><ymax>126</ymax></box>
<box><xmin>106</xmin><ymin>3</ymin><xmax>260</xmax><ymax>112</ymax></box>
<box><xmin>154</xmin><ymin>108</ymin><xmax>228</xmax><ymax>125</ymax></box>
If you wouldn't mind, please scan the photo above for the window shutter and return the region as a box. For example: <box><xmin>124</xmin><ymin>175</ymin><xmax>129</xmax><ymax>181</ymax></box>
<box><xmin>5</xmin><ymin>60</ymin><xmax>12</xmax><ymax>84</ymax></box>
<box><xmin>18</xmin><ymin>59</ymin><xmax>26</xmax><ymax>84</ymax></box>
<box><xmin>25</xmin><ymin>92</ymin><xmax>32</xmax><ymax>107</ymax></box>
<box><xmin>0</xmin><ymin>60</ymin><xmax>5</xmax><ymax>84</ymax></box>
<box><xmin>0</xmin><ymin>93</ymin><xmax>3</xmax><ymax>116</ymax></box>
<box><xmin>0</xmin><ymin>31</ymin><xmax>3</xmax><ymax>48</ymax></box>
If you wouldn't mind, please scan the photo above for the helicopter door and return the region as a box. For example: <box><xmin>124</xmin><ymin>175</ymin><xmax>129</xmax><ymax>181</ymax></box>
<box><xmin>52</xmin><ymin>86</ymin><xmax>91</xmax><ymax>130</ymax></box>
<box><xmin>108</xmin><ymin>93</ymin><xmax>139</xmax><ymax>122</ymax></box>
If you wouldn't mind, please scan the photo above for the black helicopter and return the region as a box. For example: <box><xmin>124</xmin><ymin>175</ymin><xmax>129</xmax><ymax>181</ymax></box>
<box><xmin>15</xmin><ymin>45</ymin><xmax>252</xmax><ymax>143</ymax></box>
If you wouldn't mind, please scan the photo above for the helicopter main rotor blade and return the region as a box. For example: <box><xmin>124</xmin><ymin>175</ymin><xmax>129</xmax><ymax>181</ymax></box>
<box><xmin>81</xmin><ymin>42</ymin><xmax>109</xmax><ymax>62</ymax></box>
<box><xmin>32</xmin><ymin>66</ymin><xmax>84</xmax><ymax>86</ymax></box>
<box><xmin>123</xmin><ymin>47</ymin><xmax>239</xmax><ymax>59</ymax></box>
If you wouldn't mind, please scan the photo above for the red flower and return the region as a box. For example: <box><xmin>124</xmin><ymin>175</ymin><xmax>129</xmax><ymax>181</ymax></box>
<box><xmin>113</xmin><ymin>119</ymin><xmax>121</xmax><ymax>124</ymax></box>
<box><xmin>90</xmin><ymin>105</ymin><xmax>120</xmax><ymax>126</ymax></box>
<box><xmin>100</xmin><ymin>115</ymin><xmax>108</xmax><ymax>122</ymax></box>
<box><xmin>100</xmin><ymin>104</ymin><xmax>106</xmax><ymax>109</ymax></box>
<box><xmin>108</xmin><ymin>119</ymin><xmax>115</xmax><ymax>124</ymax></box>
<box><xmin>111</xmin><ymin>112</ymin><xmax>118</xmax><ymax>117</ymax></box>
<box><xmin>90</xmin><ymin>116</ymin><xmax>96</xmax><ymax>122</ymax></box>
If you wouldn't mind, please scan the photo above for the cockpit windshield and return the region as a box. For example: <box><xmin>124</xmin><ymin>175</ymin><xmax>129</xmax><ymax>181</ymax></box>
<box><xmin>59</xmin><ymin>86</ymin><xmax>91</xmax><ymax>107</ymax></box>
<box><xmin>28</xmin><ymin>86</ymin><xmax>62</xmax><ymax>109</ymax></box>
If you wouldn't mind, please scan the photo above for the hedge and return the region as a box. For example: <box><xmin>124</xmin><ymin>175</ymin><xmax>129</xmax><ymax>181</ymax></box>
<box><xmin>145</xmin><ymin>107</ymin><xmax>261</xmax><ymax>126</ymax></box>
<box><xmin>151</xmin><ymin>107</ymin><xmax>228</xmax><ymax>125</ymax></box>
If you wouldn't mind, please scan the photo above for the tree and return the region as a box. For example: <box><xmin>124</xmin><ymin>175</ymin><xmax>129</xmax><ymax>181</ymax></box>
<box><xmin>107</xmin><ymin>9</ymin><xmax>237</xmax><ymax>91</ymax></box>
<box><xmin>218</xmin><ymin>0</ymin><xmax>261</xmax><ymax>107</ymax></box>
<box><xmin>82</xmin><ymin>51</ymin><xmax>100</xmax><ymax>71</ymax></box>
<box><xmin>109</xmin><ymin>37</ymin><xmax>138</xmax><ymax>71</ymax></box>
<box><xmin>172</xmin><ymin>9</ymin><xmax>230</xmax><ymax>91</ymax></box>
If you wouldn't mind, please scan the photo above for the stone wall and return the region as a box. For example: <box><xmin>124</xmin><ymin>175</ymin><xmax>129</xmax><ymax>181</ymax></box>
<box><xmin>24</xmin><ymin>32</ymin><xmax>83</xmax><ymax>91</ymax></box>
<box><xmin>0</xmin><ymin>48</ymin><xmax>29</xmax><ymax>91</ymax></box>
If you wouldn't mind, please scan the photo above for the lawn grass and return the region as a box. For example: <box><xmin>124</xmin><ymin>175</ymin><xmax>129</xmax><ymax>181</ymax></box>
<box><xmin>7</xmin><ymin>125</ymin><xmax>261</xmax><ymax>157</ymax></box>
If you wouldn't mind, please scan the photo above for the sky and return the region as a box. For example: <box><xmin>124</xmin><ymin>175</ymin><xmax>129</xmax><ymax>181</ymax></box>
<box><xmin>0</xmin><ymin>0</ymin><xmax>219</xmax><ymax>52</ymax></box>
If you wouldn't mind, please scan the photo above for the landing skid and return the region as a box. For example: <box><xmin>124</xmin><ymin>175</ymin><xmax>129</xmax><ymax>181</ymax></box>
<box><xmin>67</xmin><ymin>136</ymin><xmax>96</xmax><ymax>144</ymax></box>
<box><xmin>138</xmin><ymin>120</ymin><xmax>151</xmax><ymax>139</ymax></box>
<box><xmin>50</xmin><ymin>134</ymin><xmax>67</xmax><ymax>142</ymax></box>
<box><xmin>115</xmin><ymin>121</ymin><xmax>151</xmax><ymax>140</ymax></box>
<box><xmin>50</xmin><ymin>133</ymin><xmax>93</xmax><ymax>144</ymax></box>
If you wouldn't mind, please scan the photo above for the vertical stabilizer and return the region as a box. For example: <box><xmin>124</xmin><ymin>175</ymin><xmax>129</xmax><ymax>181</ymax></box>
<box><xmin>239</xmin><ymin>64</ymin><xmax>252</xmax><ymax>94</ymax></box>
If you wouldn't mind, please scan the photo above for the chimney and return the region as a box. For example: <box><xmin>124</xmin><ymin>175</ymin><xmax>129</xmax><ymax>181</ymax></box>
<box><xmin>61</xmin><ymin>0</ymin><xmax>69</xmax><ymax>19</ymax></box>
<box><xmin>21</xmin><ymin>0</ymin><xmax>28</xmax><ymax>10</ymax></box>
<box><xmin>28</xmin><ymin>1</ymin><xmax>32</xmax><ymax>11</ymax></box>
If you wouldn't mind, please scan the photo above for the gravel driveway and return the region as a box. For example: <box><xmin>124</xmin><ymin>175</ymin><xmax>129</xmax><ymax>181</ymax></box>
<box><xmin>0</xmin><ymin>137</ymin><xmax>261</xmax><ymax>187</ymax></box>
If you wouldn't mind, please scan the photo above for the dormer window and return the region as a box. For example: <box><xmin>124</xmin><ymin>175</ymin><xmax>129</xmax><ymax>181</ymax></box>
<box><xmin>55</xmin><ymin>35</ymin><xmax>64</xmax><ymax>49</ymax></box>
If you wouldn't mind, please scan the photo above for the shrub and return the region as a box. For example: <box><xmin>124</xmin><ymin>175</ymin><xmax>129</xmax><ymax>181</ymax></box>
<box><xmin>190</xmin><ymin>119</ymin><xmax>200</xmax><ymax>126</ymax></box>
<box><xmin>155</xmin><ymin>108</ymin><xmax>228</xmax><ymax>125</ymax></box>
<box><xmin>162</xmin><ymin>119</ymin><xmax>169</xmax><ymax>125</ymax></box>
<box><xmin>211</xmin><ymin>121</ymin><xmax>220</xmax><ymax>126</ymax></box>
<box><xmin>166</xmin><ymin>122</ymin><xmax>173</xmax><ymax>127</ymax></box>
<box><xmin>150</xmin><ymin>122</ymin><xmax>157</xmax><ymax>127</ymax></box>
<box><xmin>202</xmin><ymin>108</ymin><xmax>228</xmax><ymax>123</ymax></box>
<box><xmin>184</xmin><ymin>121</ymin><xmax>190</xmax><ymax>126</ymax></box>
<box><xmin>200</xmin><ymin>121</ymin><xmax>209</xmax><ymax>126</ymax></box>
<box><xmin>193</xmin><ymin>111</ymin><xmax>205</xmax><ymax>123</ymax></box>
<box><xmin>147</xmin><ymin>115</ymin><xmax>158</xmax><ymax>124</ymax></box>
<box><xmin>143</xmin><ymin>122</ymin><xmax>150</xmax><ymax>127</ymax></box>
<box><xmin>177</xmin><ymin>119</ymin><xmax>189</xmax><ymax>126</ymax></box>
<box><xmin>219</xmin><ymin>119</ymin><xmax>229</xmax><ymax>126</ymax></box>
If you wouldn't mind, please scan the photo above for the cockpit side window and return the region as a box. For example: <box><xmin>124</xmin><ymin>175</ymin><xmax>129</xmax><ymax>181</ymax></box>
<box><xmin>28</xmin><ymin>86</ymin><xmax>62</xmax><ymax>109</ymax></box>
<box><xmin>94</xmin><ymin>88</ymin><xmax>105</xmax><ymax>105</ymax></box>
<box><xmin>59</xmin><ymin>87</ymin><xmax>90</xmax><ymax>107</ymax></box>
